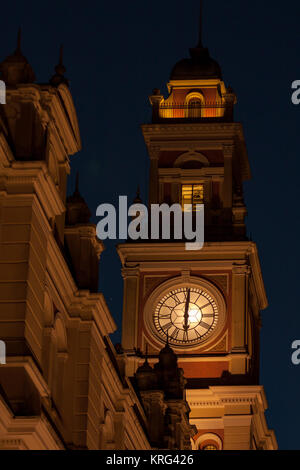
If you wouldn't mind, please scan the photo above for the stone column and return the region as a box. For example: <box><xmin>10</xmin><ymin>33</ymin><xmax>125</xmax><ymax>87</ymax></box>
<box><xmin>230</xmin><ymin>263</ymin><xmax>251</xmax><ymax>374</ymax></box>
<box><xmin>223</xmin><ymin>143</ymin><xmax>234</xmax><ymax>209</ymax></box>
<box><xmin>148</xmin><ymin>145</ymin><xmax>160</xmax><ymax>206</ymax></box>
<box><xmin>121</xmin><ymin>267</ymin><xmax>140</xmax><ymax>355</ymax></box>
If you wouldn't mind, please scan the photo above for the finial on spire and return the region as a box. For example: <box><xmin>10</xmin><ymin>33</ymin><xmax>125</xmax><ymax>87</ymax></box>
<box><xmin>66</xmin><ymin>171</ymin><xmax>91</xmax><ymax>225</ymax></box>
<box><xmin>55</xmin><ymin>44</ymin><xmax>66</xmax><ymax>76</ymax></box>
<box><xmin>16</xmin><ymin>27</ymin><xmax>22</xmax><ymax>54</ymax></box>
<box><xmin>133</xmin><ymin>185</ymin><xmax>142</xmax><ymax>204</ymax></box>
<box><xmin>171</xmin><ymin>0</ymin><xmax>223</xmax><ymax>80</ymax></box>
<box><xmin>50</xmin><ymin>44</ymin><xmax>69</xmax><ymax>87</ymax></box>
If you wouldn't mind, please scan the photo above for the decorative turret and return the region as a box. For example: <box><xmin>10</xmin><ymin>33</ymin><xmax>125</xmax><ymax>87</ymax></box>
<box><xmin>0</xmin><ymin>29</ymin><xmax>35</xmax><ymax>85</ymax></box>
<box><xmin>134</xmin><ymin>342</ymin><xmax>195</xmax><ymax>449</ymax></box>
<box><xmin>154</xmin><ymin>341</ymin><xmax>186</xmax><ymax>400</ymax></box>
<box><xmin>66</xmin><ymin>173</ymin><xmax>91</xmax><ymax>225</ymax></box>
<box><xmin>135</xmin><ymin>340</ymin><xmax>185</xmax><ymax>399</ymax></box>
<box><xmin>65</xmin><ymin>174</ymin><xmax>103</xmax><ymax>292</ymax></box>
<box><xmin>50</xmin><ymin>45</ymin><xmax>69</xmax><ymax>87</ymax></box>
<box><xmin>149</xmin><ymin>1</ymin><xmax>236</xmax><ymax>124</ymax></box>
<box><xmin>135</xmin><ymin>353</ymin><xmax>157</xmax><ymax>390</ymax></box>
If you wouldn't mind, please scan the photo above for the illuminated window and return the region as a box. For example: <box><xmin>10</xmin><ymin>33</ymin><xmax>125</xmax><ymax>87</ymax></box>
<box><xmin>202</xmin><ymin>444</ymin><xmax>218</xmax><ymax>450</ymax></box>
<box><xmin>194</xmin><ymin>433</ymin><xmax>222</xmax><ymax>451</ymax></box>
<box><xmin>185</xmin><ymin>91</ymin><xmax>204</xmax><ymax>118</ymax></box>
<box><xmin>181</xmin><ymin>184</ymin><xmax>204</xmax><ymax>211</ymax></box>
<box><xmin>187</xmin><ymin>98</ymin><xmax>202</xmax><ymax>118</ymax></box>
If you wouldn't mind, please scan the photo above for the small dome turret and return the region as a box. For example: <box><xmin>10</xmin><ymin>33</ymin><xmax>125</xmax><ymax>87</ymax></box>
<box><xmin>170</xmin><ymin>45</ymin><xmax>222</xmax><ymax>81</ymax></box>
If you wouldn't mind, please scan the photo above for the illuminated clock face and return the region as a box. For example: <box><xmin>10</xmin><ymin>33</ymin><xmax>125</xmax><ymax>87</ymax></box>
<box><xmin>153</xmin><ymin>287</ymin><xmax>219</xmax><ymax>347</ymax></box>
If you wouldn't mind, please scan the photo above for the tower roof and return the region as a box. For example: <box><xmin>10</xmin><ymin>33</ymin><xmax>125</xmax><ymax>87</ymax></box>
<box><xmin>170</xmin><ymin>46</ymin><xmax>222</xmax><ymax>81</ymax></box>
<box><xmin>170</xmin><ymin>1</ymin><xmax>222</xmax><ymax>81</ymax></box>
<box><xmin>0</xmin><ymin>29</ymin><xmax>36</xmax><ymax>85</ymax></box>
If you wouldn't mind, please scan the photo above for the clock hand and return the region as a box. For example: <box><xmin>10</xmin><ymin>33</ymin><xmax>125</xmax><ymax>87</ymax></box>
<box><xmin>183</xmin><ymin>288</ymin><xmax>190</xmax><ymax>332</ymax></box>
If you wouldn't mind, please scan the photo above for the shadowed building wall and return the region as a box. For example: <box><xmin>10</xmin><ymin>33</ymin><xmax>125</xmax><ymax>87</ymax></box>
<box><xmin>0</xmin><ymin>37</ymin><xmax>153</xmax><ymax>450</ymax></box>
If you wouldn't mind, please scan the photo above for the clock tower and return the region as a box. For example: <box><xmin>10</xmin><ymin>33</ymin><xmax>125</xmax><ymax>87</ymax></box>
<box><xmin>118</xmin><ymin>8</ymin><xmax>277</xmax><ymax>450</ymax></box>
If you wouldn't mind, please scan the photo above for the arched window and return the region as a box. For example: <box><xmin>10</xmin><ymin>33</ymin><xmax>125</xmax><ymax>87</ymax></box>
<box><xmin>193</xmin><ymin>433</ymin><xmax>223</xmax><ymax>451</ymax></box>
<box><xmin>185</xmin><ymin>92</ymin><xmax>204</xmax><ymax>118</ymax></box>
<box><xmin>174</xmin><ymin>151</ymin><xmax>209</xmax><ymax>169</ymax></box>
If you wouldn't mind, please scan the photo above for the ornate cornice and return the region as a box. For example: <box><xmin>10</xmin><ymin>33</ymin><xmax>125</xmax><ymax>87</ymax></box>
<box><xmin>141</xmin><ymin>122</ymin><xmax>244</xmax><ymax>137</ymax></box>
<box><xmin>187</xmin><ymin>385</ymin><xmax>268</xmax><ymax>410</ymax></box>
<box><xmin>0</xmin><ymin>163</ymin><xmax>65</xmax><ymax>219</ymax></box>
<box><xmin>141</xmin><ymin>122</ymin><xmax>250</xmax><ymax>180</ymax></box>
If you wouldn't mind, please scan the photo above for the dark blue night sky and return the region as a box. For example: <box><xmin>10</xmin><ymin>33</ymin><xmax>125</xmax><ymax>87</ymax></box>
<box><xmin>1</xmin><ymin>0</ymin><xmax>299</xmax><ymax>449</ymax></box>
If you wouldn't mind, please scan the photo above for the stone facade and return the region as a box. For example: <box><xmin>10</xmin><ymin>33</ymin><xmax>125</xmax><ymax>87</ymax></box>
<box><xmin>0</xmin><ymin>24</ymin><xmax>277</xmax><ymax>451</ymax></box>
<box><xmin>0</xmin><ymin>40</ymin><xmax>153</xmax><ymax>450</ymax></box>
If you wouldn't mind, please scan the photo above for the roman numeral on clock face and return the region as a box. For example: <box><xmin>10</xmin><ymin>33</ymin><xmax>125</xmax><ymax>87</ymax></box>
<box><xmin>170</xmin><ymin>329</ymin><xmax>179</xmax><ymax>340</ymax></box>
<box><xmin>171</xmin><ymin>292</ymin><xmax>182</xmax><ymax>305</ymax></box>
<box><xmin>162</xmin><ymin>322</ymin><xmax>173</xmax><ymax>332</ymax></box>
<box><xmin>194</xmin><ymin>329</ymin><xmax>202</xmax><ymax>339</ymax></box>
<box><xmin>158</xmin><ymin>312</ymin><xmax>171</xmax><ymax>320</ymax></box>
<box><xmin>183</xmin><ymin>330</ymin><xmax>189</xmax><ymax>342</ymax></box>
<box><xmin>200</xmin><ymin>302</ymin><xmax>211</xmax><ymax>310</ymax></box>
<box><xmin>200</xmin><ymin>321</ymin><xmax>211</xmax><ymax>330</ymax></box>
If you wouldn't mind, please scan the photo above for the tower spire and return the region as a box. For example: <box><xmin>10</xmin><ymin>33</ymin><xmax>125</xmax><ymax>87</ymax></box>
<box><xmin>171</xmin><ymin>0</ymin><xmax>222</xmax><ymax>80</ymax></box>
<box><xmin>50</xmin><ymin>44</ymin><xmax>69</xmax><ymax>87</ymax></box>
<box><xmin>55</xmin><ymin>45</ymin><xmax>66</xmax><ymax>76</ymax></box>
<box><xmin>16</xmin><ymin>27</ymin><xmax>22</xmax><ymax>54</ymax></box>
<box><xmin>133</xmin><ymin>185</ymin><xmax>142</xmax><ymax>204</ymax></box>
<box><xmin>197</xmin><ymin>0</ymin><xmax>203</xmax><ymax>48</ymax></box>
